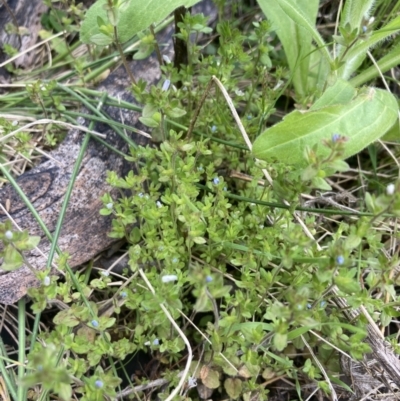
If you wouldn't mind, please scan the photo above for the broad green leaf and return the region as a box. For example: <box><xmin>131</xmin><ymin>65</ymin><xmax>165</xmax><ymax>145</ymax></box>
<box><xmin>310</xmin><ymin>79</ymin><xmax>356</xmax><ymax>110</ymax></box>
<box><xmin>252</xmin><ymin>87</ymin><xmax>398</xmax><ymax>166</ymax></box>
<box><xmin>256</xmin><ymin>0</ymin><xmax>325</xmax><ymax>98</ymax></box>
<box><xmin>382</xmin><ymin>119</ymin><xmax>400</xmax><ymax>142</ymax></box>
<box><xmin>89</xmin><ymin>33</ymin><xmax>113</xmax><ymax>46</ymax></box>
<box><xmin>81</xmin><ymin>0</ymin><xmax>201</xmax><ymax>45</ymax></box>
<box><xmin>271</xmin><ymin>0</ymin><xmax>328</xmax><ymax>56</ymax></box>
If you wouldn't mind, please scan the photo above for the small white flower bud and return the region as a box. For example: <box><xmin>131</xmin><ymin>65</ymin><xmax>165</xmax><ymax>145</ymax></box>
<box><xmin>161</xmin><ymin>275</ymin><xmax>178</xmax><ymax>283</ymax></box>
<box><xmin>387</xmin><ymin>183</ymin><xmax>395</xmax><ymax>196</ymax></box>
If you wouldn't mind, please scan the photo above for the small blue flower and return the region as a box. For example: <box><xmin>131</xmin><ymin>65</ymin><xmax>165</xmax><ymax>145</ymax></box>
<box><xmin>37</xmin><ymin>365</ymin><xmax>43</xmax><ymax>372</ymax></box>
<box><xmin>205</xmin><ymin>275</ymin><xmax>213</xmax><ymax>283</ymax></box>
<box><xmin>210</xmin><ymin>125</ymin><xmax>217</xmax><ymax>133</ymax></box>
<box><xmin>213</xmin><ymin>177</ymin><xmax>220</xmax><ymax>185</ymax></box>
<box><xmin>320</xmin><ymin>301</ymin><xmax>327</xmax><ymax>308</ymax></box>
<box><xmin>156</xmin><ymin>201</ymin><xmax>163</xmax><ymax>208</ymax></box>
<box><xmin>106</xmin><ymin>202</ymin><xmax>113</xmax><ymax>210</ymax></box>
<box><xmin>120</xmin><ymin>291</ymin><xmax>127</xmax><ymax>298</ymax></box>
<box><xmin>197</xmin><ymin>166</ymin><xmax>204</xmax><ymax>172</ymax></box>
<box><xmin>336</xmin><ymin>255</ymin><xmax>345</xmax><ymax>265</ymax></box>
<box><xmin>247</xmin><ymin>114</ymin><xmax>252</xmax><ymax>120</ymax></box>
<box><xmin>172</xmin><ymin>257</ymin><xmax>179</xmax><ymax>264</ymax></box>
<box><xmin>362</xmin><ymin>26</ymin><xmax>367</xmax><ymax>33</ymax></box>
<box><xmin>95</xmin><ymin>379</ymin><xmax>103</xmax><ymax>389</ymax></box>
<box><xmin>153</xmin><ymin>338</ymin><xmax>160</xmax><ymax>345</ymax></box>
<box><xmin>43</xmin><ymin>276</ymin><xmax>51</xmax><ymax>286</ymax></box>
<box><xmin>162</xmin><ymin>79</ymin><xmax>171</xmax><ymax>91</ymax></box>
<box><xmin>102</xmin><ymin>271</ymin><xmax>110</xmax><ymax>277</ymax></box>
<box><xmin>332</xmin><ymin>133</ymin><xmax>340</xmax><ymax>142</ymax></box>
<box><xmin>138</xmin><ymin>192</ymin><xmax>144</xmax><ymax>198</ymax></box>
<box><xmin>91</xmin><ymin>320</ymin><xmax>99</xmax><ymax>328</ymax></box>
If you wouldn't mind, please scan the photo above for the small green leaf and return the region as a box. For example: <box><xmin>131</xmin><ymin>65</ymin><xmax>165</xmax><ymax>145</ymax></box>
<box><xmin>97</xmin><ymin>16</ymin><xmax>107</xmax><ymax>27</ymax></box>
<box><xmin>139</xmin><ymin>117</ymin><xmax>160</xmax><ymax>128</ymax></box>
<box><xmin>165</xmin><ymin>107</ymin><xmax>186</xmax><ymax>118</ymax></box>
<box><xmin>328</xmin><ymin>159</ymin><xmax>350</xmax><ymax>172</ymax></box>
<box><xmin>334</xmin><ymin>269</ymin><xmax>360</xmax><ymax>294</ymax></box>
<box><xmin>194</xmin><ymin>289</ymin><xmax>211</xmax><ymax>312</ymax></box>
<box><xmin>2</xmin><ymin>245</ymin><xmax>24</xmax><ymax>271</ymax></box>
<box><xmin>224</xmin><ymin>378</ymin><xmax>242</xmax><ymax>399</ymax></box>
<box><xmin>211</xmin><ymin>285</ymin><xmax>232</xmax><ymax>298</ymax></box>
<box><xmin>311</xmin><ymin>177</ymin><xmax>332</xmax><ymax>190</ymax></box>
<box><xmin>16</xmin><ymin>235</ymin><xmax>40</xmax><ymax>251</ymax></box>
<box><xmin>193</xmin><ymin>236</ymin><xmax>206</xmax><ymax>244</ymax></box>
<box><xmin>273</xmin><ymin>332</ymin><xmax>287</xmax><ymax>351</ymax></box>
<box><xmin>53</xmin><ymin>310</ymin><xmax>80</xmax><ymax>327</ymax></box>
<box><xmin>344</xmin><ymin>234</ymin><xmax>361</xmax><ymax>250</ymax></box>
<box><xmin>56</xmin><ymin>382</ymin><xmax>72</xmax><ymax>401</ymax></box>
<box><xmin>142</xmin><ymin>103</ymin><xmax>159</xmax><ymax>118</ymax></box>
<box><xmin>89</xmin><ymin>33</ymin><xmax>113</xmax><ymax>46</ymax></box>
<box><xmin>202</xmin><ymin>368</ymin><xmax>220</xmax><ymax>389</ymax></box>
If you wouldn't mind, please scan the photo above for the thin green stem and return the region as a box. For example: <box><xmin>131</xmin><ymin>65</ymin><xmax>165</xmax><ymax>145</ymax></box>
<box><xmin>113</xmin><ymin>26</ymin><xmax>136</xmax><ymax>85</ymax></box>
<box><xmin>0</xmin><ymin>336</ymin><xmax>17</xmax><ymax>401</ymax></box>
<box><xmin>17</xmin><ymin>298</ymin><xmax>26</xmax><ymax>401</ymax></box>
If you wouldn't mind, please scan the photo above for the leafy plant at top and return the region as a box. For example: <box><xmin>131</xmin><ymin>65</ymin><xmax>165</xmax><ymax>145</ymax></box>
<box><xmin>80</xmin><ymin>0</ymin><xmax>202</xmax><ymax>45</ymax></box>
<box><xmin>253</xmin><ymin>0</ymin><xmax>400</xmax><ymax>168</ymax></box>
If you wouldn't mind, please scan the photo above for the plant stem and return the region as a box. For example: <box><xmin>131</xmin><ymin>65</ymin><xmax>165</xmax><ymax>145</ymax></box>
<box><xmin>114</xmin><ymin>26</ymin><xmax>137</xmax><ymax>85</ymax></box>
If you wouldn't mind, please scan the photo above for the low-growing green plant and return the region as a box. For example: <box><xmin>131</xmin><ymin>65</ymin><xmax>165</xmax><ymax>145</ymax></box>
<box><xmin>0</xmin><ymin>222</ymin><xmax>40</xmax><ymax>271</ymax></box>
<box><xmin>1</xmin><ymin>1</ymin><xmax>400</xmax><ymax>400</ymax></box>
